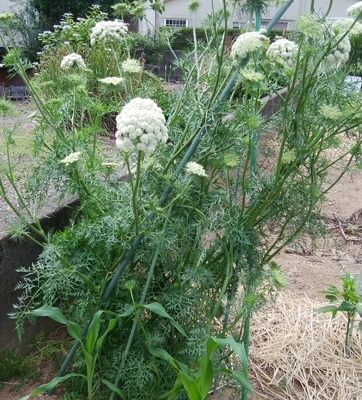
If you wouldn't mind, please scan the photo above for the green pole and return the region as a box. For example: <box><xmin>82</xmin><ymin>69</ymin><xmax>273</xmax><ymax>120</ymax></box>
<box><xmin>255</xmin><ymin>10</ymin><xmax>262</xmax><ymax>31</ymax></box>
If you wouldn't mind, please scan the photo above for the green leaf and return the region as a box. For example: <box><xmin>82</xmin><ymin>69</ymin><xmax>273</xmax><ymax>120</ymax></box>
<box><xmin>119</xmin><ymin>305</ymin><xmax>135</xmax><ymax>318</ymax></box>
<box><xmin>67</xmin><ymin>321</ymin><xmax>82</xmax><ymax>342</ymax></box>
<box><xmin>197</xmin><ymin>356</ymin><xmax>214</xmax><ymax>399</ymax></box>
<box><xmin>18</xmin><ymin>373</ymin><xmax>85</xmax><ymax>400</ymax></box>
<box><xmin>337</xmin><ymin>301</ymin><xmax>355</xmax><ymax>312</ymax></box>
<box><xmin>86</xmin><ymin>310</ymin><xmax>103</xmax><ymax>353</ymax></box>
<box><xmin>179</xmin><ymin>371</ymin><xmax>202</xmax><ymax>400</ymax></box>
<box><xmin>142</xmin><ymin>302</ymin><xmax>187</xmax><ymax>336</ymax></box>
<box><xmin>206</xmin><ymin>337</ymin><xmax>219</xmax><ymax>356</ymax></box>
<box><xmin>228</xmin><ymin>370</ymin><xmax>253</xmax><ymax>392</ymax></box>
<box><xmin>95</xmin><ymin>318</ymin><xmax>118</xmax><ymax>353</ymax></box>
<box><xmin>102</xmin><ymin>379</ymin><xmax>126</xmax><ymax>397</ymax></box>
<box><xmin>211</xmin><ymin>337</ymin><xmax>249</xmax><ymax>370</ymax></box>
<box><xmin>149</xmin><ymin>346</ymin><xmax>179</xmax><ymax>370</ymax></box>
<box><xmin>356</xmin><ymin>303</ymin><xmax>362</xmax><ymax>317</ymax></box>
<box><xmin>317</xmin><ymin>305</ymin><xmax>338</xmax><ymax>314</ymax></box>
<box><xmin>30</xmin><ymin>306</ymin><xmax>68</xmax><ymax>325</ymax></box>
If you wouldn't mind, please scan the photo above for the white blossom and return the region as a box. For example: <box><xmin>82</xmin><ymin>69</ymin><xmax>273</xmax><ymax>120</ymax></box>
<box><xmin>347</xmin><ymin>1</ymin><xmax>362</xmax><ymax>17</ymax></box>
<box><xmin>296</xmin><ymin>15</ymin><xmax>324</xmax><ymax>39</ymax></box>
<box><xmin>231</xmin><ymin>31</ymin><xmax>269</xmax><ymax>62</ymax></box>
<box><xmin>102</xmin><ymin>162</ymin><xmax>119</xmax><ymax>167</ymax></box>
<box><xmin>115</xmin><ymin>98</ymin><xmax>168</xmax><ymax>156</ymax></box>
<box><xmin>240</xmin><ymin>69</ymin><xmax>265</xmax><ymax>82</ymax></box>
<box><xmin>185</xmin><ymin>162</ymin><xmax>207</xmax><ymax>178</ymax></box>
<box><xmin>122</xmin><ymin>58</ymin><xmax>142</xmax><ymax>74</ymax></box>
<box><xmin>266</xmin><ymin>38</ymin><xmax>298</xmax><ymax>68</ymax></box>
<box><xmin>324</xmin><ymin>35</ymin><xmax>351</xmax><ymax>68</ymax></box>
<box><xmin>60</xmin><ymin>151</ymin><xmax>82</xmax><ymax>166</ymax></box>
<box><xmin>98</xmin><ymin>76</ymin><xmax>124</xmax><ymax>86</ymax></box>
<box><xmin>320</xmin><ymin>104</ymin><xmax>343</xmax><ymax>120</ymax></box>
<box><xmin>90</xmin><ymin>20</ymin><xmax>128</xmax><ymax>45</ymax></box>
<box><xmin>333</xmin><ymin>19</ymin><xmax>362</xmax><ymax>36</ymax></box>
<box><xmin>60</xmin><ymin>53</ymin><xmax>86</xmax><ymax>70</ymax></box>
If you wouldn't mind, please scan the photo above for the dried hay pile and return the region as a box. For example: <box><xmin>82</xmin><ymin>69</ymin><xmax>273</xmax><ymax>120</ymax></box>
<box><xmin>251</xmin><ymin>295</ymin><xmax>362</xmax><ymax>400</ymax></box>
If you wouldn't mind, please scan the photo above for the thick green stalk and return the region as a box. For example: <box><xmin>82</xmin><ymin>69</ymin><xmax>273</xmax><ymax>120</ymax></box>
<box><xmin>241</xmin><ymin>306</ymin><xmax>252</xmax><ymax>400</ymax></box>
<box><xmin>255</xmin><ymin>11</ymin><xmax>262</xmax><ymax>31</ymax></box>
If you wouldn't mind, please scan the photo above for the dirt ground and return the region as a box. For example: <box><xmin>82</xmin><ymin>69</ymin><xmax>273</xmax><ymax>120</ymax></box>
<box><xmin>278</xmin><ymin>167</ymin><xmax>362</xmax><ymax>301</ymax></box>
<box><xmin>0</xmin><ymin>104</ymin><xmax>361</xmax><ymax>399</ymax></box>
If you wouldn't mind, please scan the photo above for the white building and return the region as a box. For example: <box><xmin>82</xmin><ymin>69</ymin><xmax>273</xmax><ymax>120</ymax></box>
<box><xmin>0</xmin><ymin>0</ymin><xmax>12</xmax><ymax>13</ymax></box>
<box><xmin>140</xmin><ymin>0</ymin><xmax>357</xmax><ymax>33</ymax></box>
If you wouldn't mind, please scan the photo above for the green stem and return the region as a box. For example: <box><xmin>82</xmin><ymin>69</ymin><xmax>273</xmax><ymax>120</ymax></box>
<box><xmin>133</xmin><ymin>152</ymin><xmax>143</xmax><ymax>234</ymax></box>
<box><xmin>241</xmin><ymin>306</ymin><xmax>252</xmax><ymax>400</ymax></box>
<box><xmin>345</xmin><ymin>313</ymin><xmax>353</xmax><ymax>356</ymax></box>
<box><xmin>110</xmin><ymin>208</ymin><xmax>172</xmax><ymax>400</ymax></box>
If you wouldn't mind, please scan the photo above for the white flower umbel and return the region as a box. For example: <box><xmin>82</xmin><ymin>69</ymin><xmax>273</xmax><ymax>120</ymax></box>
<box><xmin>325</xmin><ymin>35</ymin><xmax>351</xmax><ymax>68</ymax></box>
<box><xmin>320</xmin><ymin>104</ymin><xmax>343</xmax><ymax>121</ymax></box>
<box><xmin>122</xmin><ymin>58</ymin><xmax>142</xmax><ymax>74</ymax></box>
<box><xmin>266</xmin><ymin>38</ymin><xmax>298</xmax><ymax>68</ymax></box>
<box><xmin>98</xmin><ymin>77</ymin><xmax>124</xmax><ymax>86</ymax></box>
<box><xmin>90</xmin><ymin>20</ymin><xmax>128</xmax><ymax>45</ymax></box>
<box><xmin>296</xmin><ymin>15</ymin><xmax>324</xmax><ymax>39</ymax></box>
<box><xmin>347</xmin><ymin>1</ymin><xmax>362</xmax><ymax>17</ymax></box>
<box><xmin>231</xmin><ymin>31</ymin><xmax>268</xmax><ymax>63</ymax></box>
<box><xmin>60</xmin><ymin>151</ymin><xmax>82</xmax><ymax>166</ymax></box>
<box><xmin>185</xmin><ymin>162</ymin><xmax>207</xmax><ymax>178</ymax></box>
<box><xmin>60</xmin><ymin>53</ymin><xmax>86</xmax><ymax>70</ymax></box>
<box><xmin>240</xmin><ymin>69</ymin><xmax>265</xmax><ymax>82</ymax></box>
<box><xmin>115</xmin><ymin>98</ymin><xmax>168</xmax><ymax>156</ymax></box>
<box><xmin>333</xmin><ymin>19</ymin><xmax>362</xmax><ymax>37</ymax></box>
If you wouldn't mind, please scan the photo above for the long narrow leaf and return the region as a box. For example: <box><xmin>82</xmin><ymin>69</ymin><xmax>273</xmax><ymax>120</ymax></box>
<box><xmin>102</xmin><ymin>379</ymin><xmax>126</xmax><ymax>397</ymax></box>
<box><xmin>142</xmin><ymin>302</ymin><xmax>187</xmax><ymax>336</ymax></box>
<box><xmin>30</xmin><ymin>306</ymin><xmax>68</xmax><ymax>325</ymax></box>
<box><xmin>86</xmin><ymin>310</ymin><xmax>104</xmax><ymax>353</ymax></box>
<box><xmin>18</xmin><ymin>373</ymin><xmax>85</xmax><ymax>400</ymax></box>
<box><xmin>179</xmin><ymin>371</ymin><xmax>202</xmax><ymax>400</ymax></box>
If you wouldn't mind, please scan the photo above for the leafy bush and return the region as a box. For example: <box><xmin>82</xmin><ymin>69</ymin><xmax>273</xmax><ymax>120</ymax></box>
<box><xmin>0</xmin><ymin>98</ymin><xmax>16</xmax><ymax>115</ymax></box>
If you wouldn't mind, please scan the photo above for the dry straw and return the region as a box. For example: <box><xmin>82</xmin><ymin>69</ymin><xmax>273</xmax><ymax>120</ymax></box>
<box><xmin>250</xmin><ymin>295</ymin><xmax>362</xmax><ymax>400</ymax></box>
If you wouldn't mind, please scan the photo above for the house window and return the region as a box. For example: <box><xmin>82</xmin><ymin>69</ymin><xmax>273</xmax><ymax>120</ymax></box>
<box><xmin>233</xmin><ymin>21</ymin><xmax>246</xmax><ymax>29</ymax></box>
<box><xmin>163</xmin><ymin>19</ymin><xmax>190</xmax><ymax>28</ymax></box>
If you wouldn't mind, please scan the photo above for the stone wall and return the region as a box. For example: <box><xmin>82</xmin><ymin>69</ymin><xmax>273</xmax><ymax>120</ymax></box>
<box><xmin>0</xmin><ymin>200</ymin><xmax>78</xmax><ymax>350</ymax></box>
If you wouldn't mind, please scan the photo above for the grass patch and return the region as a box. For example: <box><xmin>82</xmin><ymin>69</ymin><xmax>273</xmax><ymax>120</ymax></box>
<box><xmin>0</xmin><ymin>350</ymin><xmax>37</xmax><ymax>385</ymax></box>
<box><xmin>0</xmin><ymin>99</ymin><xmax>17</xmax><ymax>116</ymax></box>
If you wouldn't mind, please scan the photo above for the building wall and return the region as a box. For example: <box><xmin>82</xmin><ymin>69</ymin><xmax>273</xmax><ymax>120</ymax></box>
<box><xmin>0</xmin><ymin>0</ymin><xmax>13</xmax><ymax>13</ymax></box>
<box><xmin>140</xmin><ymin>0</ymin><xmax>357</xmax><ymax>33</ymax></box>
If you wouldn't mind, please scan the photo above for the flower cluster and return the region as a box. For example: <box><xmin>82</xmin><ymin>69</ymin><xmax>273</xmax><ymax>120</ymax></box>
<box><xmin>122</xmin><ymin>58</ymin><xmax>142</xmax><ymax>74</ymax></box>
<box><xmin>60</xmin><ymin>151</ymin><xmax>82</xmax><ymax>166</ymax></box>
<box><xmin>185</xmin><ymin>162</ymin><xmax>207</xmax><ymax>178</ymax></box>
<box><xmin>60</xmin><ymin>53</ymin><xmax>86</xmax><ymax>70</ymax></box>
<box><xmin>320</xmin><ymin>104</ymin><xmax>343</xmax><ymax>121</ymax></box>
<box><xmin>266</xmin><ymin>38</ymin><xmax>298</xmax><ymax>68</ymax></box>
<box><xmin>325</xmin><ymin>35</ymin><xmax>351</xmax><ymax>68</ymax></box>
<box><xmin>230</xmin><ymin>32</ymin><xmax>268</xmax><ymax>62</ymax></box>
<box><xmin>296</xmin><ymin>15</ymin><xmax>324</xmax><ymax>39</ymax></box>
<box><xmin>333</xmin><ymin>19</ymin><xmax>362</xmax><ymax>37</ymax></box>
<box><xmin>240</xmin><ymin>69</ymin><xmax>265</xmax><ymax>82</ymax></box>
<box><xmin>347</xmin><ymin>1</ymin><xmax>362</xmax><ymax>17</ymax></box>
<box><xmin>115</xmin><ymin>98</ymin><xmax>168</xmax><ymax>155</ymax></box>
<box><xmin>90</xmin><ymin>20</ymin><xmax>128</xmax><ymax>45</ymax></box>
<box><xmin>98</xmin><ymin>77</ymin><xmax>124</xmax><ymax>86</ymax></box>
